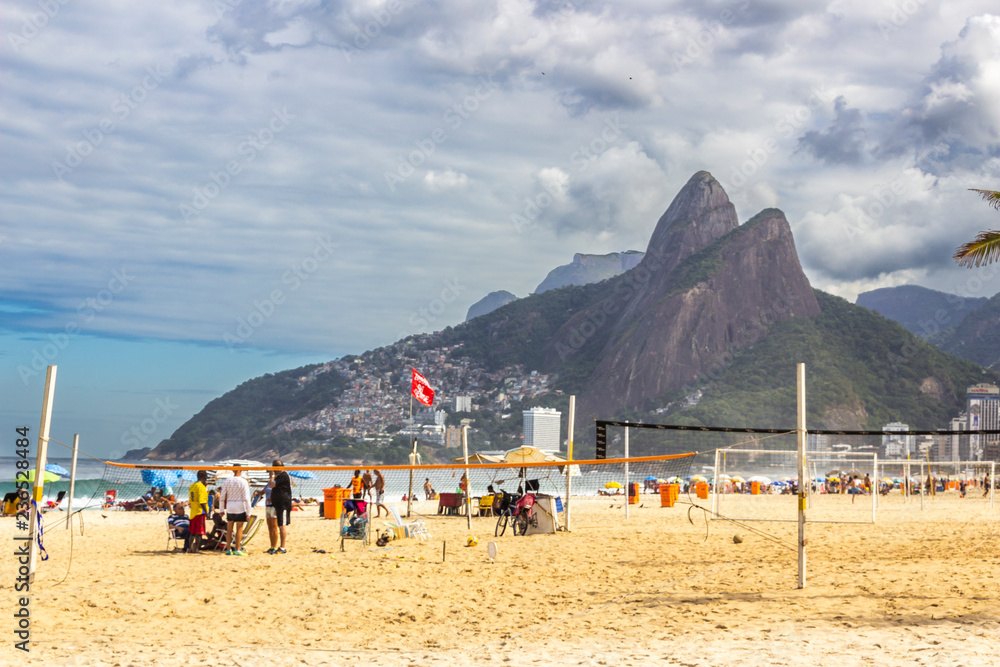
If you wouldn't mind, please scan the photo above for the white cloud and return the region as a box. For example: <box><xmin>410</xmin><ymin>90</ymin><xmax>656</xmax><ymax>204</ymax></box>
<box><xmin>2</xmin><ymin>1</ymin><xmax>1000</xmax><ymax>358</ymax></box>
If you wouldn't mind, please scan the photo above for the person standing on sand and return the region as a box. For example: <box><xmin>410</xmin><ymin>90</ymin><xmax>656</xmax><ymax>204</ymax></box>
<box><xmin>270</xmin><ymin>459</ymin><xmax>293</xmax><ymax>554</ymax></box>
<box><xmin>373</xmin><ymin>469</ymin><xmax>387</xmax><ymax>518</ymax></box>
<box><xmin>220</xmin><ymin>465</ymin><xmax>252</xmax><ymax>556</ymax></box>
<box><xmin>985</xmin><ymin>473</ymin><xmax>991</xmax><ymax>497</ymax></box>
<box><xmin>188</xmin><ymin>471</ymin><xmax>210</xmax><ymax>554</ymax></box>
<box><xmin>362</xmin><ymin>469</ymin><xmax>373</xmax><ymax>501</ymax></box>
<box><xmin>424</xmin><ymin>477</ymin><xmax>433</xmax><ymax>500</ymax></box>
<box><xmin>349</xmin><ymin>469</ymin><xmax>364</xmax><ymax>500</ymax></box>
<box><xmin>264</xmin><ymin>471</ymin><xmax>278</xmax><ymax>554</ymax></box>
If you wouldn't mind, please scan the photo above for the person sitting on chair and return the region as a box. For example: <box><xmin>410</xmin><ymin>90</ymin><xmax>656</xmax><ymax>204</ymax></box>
<box><xmin>168</xmin><ymin>502</ymin><xmax>191</xmax><ymax>550</ymax></box>
<box><xmin>43</xmin><ymin>490</ymin><xmax>67</xmax><ymax>512</ymax></box>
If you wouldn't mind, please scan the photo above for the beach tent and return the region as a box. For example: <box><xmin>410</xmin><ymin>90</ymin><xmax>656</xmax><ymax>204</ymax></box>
<box><xmin>450</xmin><ymin>453</ymin><xmax>503</xmax><ymax>464</ymax></box>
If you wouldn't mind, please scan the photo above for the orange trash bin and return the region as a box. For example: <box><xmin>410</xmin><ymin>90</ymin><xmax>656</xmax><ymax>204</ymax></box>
<box><xmin>323</xmin><ymin>487</ymin><xmax>345</xmax><ymax>520</ymax></box>
<box><xmin>751</xmin><ymin>481</ymin><xmax>760</xmax><ymax>495</ymax></box>
<box><xmin>660</xmin><ymin>484</ymin><xmax>674</xmax><ymax>507</ymax></box>
<box><xmin>696</xmin><ymin>482</ymin><xmax>709</xmax><ymax>500</ymax></box>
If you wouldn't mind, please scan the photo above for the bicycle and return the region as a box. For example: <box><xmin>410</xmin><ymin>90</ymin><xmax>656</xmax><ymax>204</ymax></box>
<box><xmin>494</xmin><ymin>491</ymin><xmax>538</xmax><ymax>536</ymax></box>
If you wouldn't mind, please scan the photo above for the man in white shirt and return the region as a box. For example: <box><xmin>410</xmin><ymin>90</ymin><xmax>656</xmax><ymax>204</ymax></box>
<box><xmin>219</xmin><ymin>465</ymin><xmax>253</xmax><ymax>555</ymax></box>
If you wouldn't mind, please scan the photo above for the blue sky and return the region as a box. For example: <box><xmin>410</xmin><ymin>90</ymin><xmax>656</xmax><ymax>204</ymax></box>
<box><xmin>3</xmin><ymin>1</ymin><xmax>1000</xmax><ymax>458</ymax></box>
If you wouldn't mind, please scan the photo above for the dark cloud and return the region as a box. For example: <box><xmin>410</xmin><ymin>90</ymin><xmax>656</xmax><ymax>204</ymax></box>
<box><xmin>796</xmin><ymin>96</ymin><xmax>867</xmax><ymax>166</ymax></box>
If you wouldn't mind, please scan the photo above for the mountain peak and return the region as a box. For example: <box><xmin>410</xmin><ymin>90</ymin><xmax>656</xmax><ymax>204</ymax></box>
<box><xmin>644</xmin><ymin>171</ymin><xmax>738</xmax><ymax>264</ymax></box>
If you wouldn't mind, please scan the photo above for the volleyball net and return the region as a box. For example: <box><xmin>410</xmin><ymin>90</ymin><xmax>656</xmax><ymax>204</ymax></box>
<box><xmin>94</xmin><ymin>451</ymin><xmax>698</xmax><ymax>516</ymax></box>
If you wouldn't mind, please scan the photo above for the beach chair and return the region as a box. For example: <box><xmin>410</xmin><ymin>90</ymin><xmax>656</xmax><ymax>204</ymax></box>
<box><xmin>477</xmin><ymin>494</ymin><xmax>495</xmax><ymax>517</ymax></box>
<box><xmin>385</xmin><ymin>505</ymin><xmax>429</xmax><ymax>541</ymax></box>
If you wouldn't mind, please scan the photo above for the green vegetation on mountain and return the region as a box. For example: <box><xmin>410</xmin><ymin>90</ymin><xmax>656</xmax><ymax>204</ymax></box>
<box><xmin>152</xmin><ymin>364</ymin><xmax>348</xmax><ymax>459</ymax></box>
<box><xmin>662</xmin><ymin>290</ymin><xmax>995</xmax><ymax>431</ymax></box>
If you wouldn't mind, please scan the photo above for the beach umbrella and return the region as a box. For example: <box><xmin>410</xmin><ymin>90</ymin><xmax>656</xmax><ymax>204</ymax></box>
<box><xmin>503</xmin><ymin>446</ymin><xmax>548</xmax><ymax>464</ymax></box>
<box><xmin>179</xmin><ymin>470</ymin><xmax>198</xmax><ymax>482</ymax></box>
<box><xmin>450</xmin><ymin>453</ymin><xmax>503</xmax><ymax>464</ymax></box>
<box><xmin>45</xmin><ymin>463</ymin><xmax>71</xmax><ymax>477</ymax></box>
<box><xmin>717</xmin><ymin>473</ymin><xmax>732</xmax><ymax>480</ymax></box>
<box><xmin>141</xmin><ymin>469</ymin><xmax>180</xmax><ymax>489</ymax></box>
<box><xmin>16</xmin><ymin>469</ymin><xmax>60</xmax><ymax>483</ymax></box>
<box><xmin>689</xmin><ymin>475</ymin><xmax>708</xmax><ymax>482</ymax></box>
<box><xmin>813</xmin><ymin>477</ymin><xmax>824</xmax><ymax>482</ymax></box>
<box><xmin>828</xmin><ymin>476</ymin><xmax>840</xmax><ymax>482</ymax></box>
<box><xmin>730</xmin><ymin>476</ymin><xmax>745</xmax><ymax>483</ymax></box>
<box><xmin>748</xmin><ymin>475</ymin><xmax>772</xmax><ymax>484</ymax></box>
<box><xmin>645</xmin><ymin>476</ymin><xmax>658</xmax><ymax>482</ymax></box>
<box><xmin>604</xmin><ymin>481</ymin><xmax>622</xmax><ymax>489</ymax></box>
<box><xmin>666</xmin><ymin>476</ymin><xmax>683</xmax><ymax>483</ymax></box>
<box><xmin>288</xmin><ymin>470</ymin><xmax>317</xmax><ymax>479</ymax></box>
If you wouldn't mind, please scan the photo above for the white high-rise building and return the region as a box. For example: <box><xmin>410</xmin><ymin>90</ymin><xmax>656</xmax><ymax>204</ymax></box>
<box><xmin>453</xmin><ymin>396</ymin><xmax>472</xmax><ymax>412</ymax></box>
<box><xmin>882</xmin><ymin>422</ymin><xmax>913</xmax><ymax>457</ymax></box>
<box><xmin>523</xmin><ymin>407</ymin><xmax>561</xmax><ymax>451</ymax></box>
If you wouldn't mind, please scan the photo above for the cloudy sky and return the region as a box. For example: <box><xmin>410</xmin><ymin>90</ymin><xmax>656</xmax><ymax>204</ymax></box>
<box><xmin>3</xmin><ymin>0</ymin><xmax>1000</xmax><ymax>458</ymax></box>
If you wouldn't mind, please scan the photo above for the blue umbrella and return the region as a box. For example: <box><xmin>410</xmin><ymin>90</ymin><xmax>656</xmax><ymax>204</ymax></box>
<box><xmin>45</xmin><ymin>463</ymin><xmax>71</xmax><ymax>477</ymax></box>
<box><xmin>141</xmin><ymin>469</ymin><xmax>180</xmax><ymax>488</ymax></box>
<box><xmin>288</xmin><ymin>470</ymin><xmax>317</xmax><ymax>479</ymax></box>
<box><xmin>179</xmin><ymin>470</ymin><xmax>198</xmax><ymax>482</ymax></box>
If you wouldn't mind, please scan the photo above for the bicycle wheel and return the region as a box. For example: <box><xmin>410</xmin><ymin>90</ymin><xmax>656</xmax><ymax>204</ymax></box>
<box><xmin>495</xmin><ymin>513</ymin><xmax>508</xmax><ymax>537</ymax></box>
<box><xmin>512</xmin><ymin>513</ymin><xmax>528</xmax><ymax>536</ymax></box>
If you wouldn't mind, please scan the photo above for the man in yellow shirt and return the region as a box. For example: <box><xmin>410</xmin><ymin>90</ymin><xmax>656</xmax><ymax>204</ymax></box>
<box><xmin>188</xmin><ymin>470</ymin><xmax>209</xmax><ymax>554</ymax></box>
<box><xmin>349</xmin><ymin>470</ymin><xmax>364</xmax><ymax>500</ymax></box>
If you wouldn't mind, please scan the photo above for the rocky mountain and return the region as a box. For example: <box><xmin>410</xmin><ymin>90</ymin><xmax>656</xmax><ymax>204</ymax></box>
<box><xmin>934</xmin><ymin>291</ymin><xmax>1000</xmax><ymax>369</ymax></box>
<box><xmin>856</xmin><ymin>285</ymin><xmax>986</xmax><ymax>338</ymax></box>
<box><xmin>149</xmin><ymin>171</ymin><xmax>996</xmax><ymax>461</ymax></box>
<box><xmin>465</xmin><ymin>290</ymin><xmax>518</xmax><ymax>321</ymax></box>
<box><xmin>534</xmin><ymin>251</ymin><xmax>644</xmax><ymax>294</ymax></box>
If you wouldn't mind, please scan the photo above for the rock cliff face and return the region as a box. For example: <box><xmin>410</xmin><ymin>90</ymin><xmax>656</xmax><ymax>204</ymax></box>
<box><xmin>466</xmin><ymin>290</ymin><xmax>518</xmax><ymax>321</ymax></box>
<box><xmin>535</xmin><ymin>250</ymin><xmax>644</xmax><ymax>293</ymax></box>
<box><xmin>549</xmin><ymin>172</ymin><xmax>820</xmax><ymax>420</ymax></box>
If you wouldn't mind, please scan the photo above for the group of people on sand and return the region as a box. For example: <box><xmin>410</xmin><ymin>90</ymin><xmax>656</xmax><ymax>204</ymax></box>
<box><xmin>346</xmin><ymin>468</ymin><xmax>389</xmax><ymax>518</ymax></box>
<box><xmin>167</xmin><ymin>460</ymin><xmax>297</xmax><ymax>556</ymax></box>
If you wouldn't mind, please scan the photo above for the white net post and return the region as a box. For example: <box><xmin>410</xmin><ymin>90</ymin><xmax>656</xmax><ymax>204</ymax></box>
<box><xmin>712</xmin><ymin>448</ymin><xmax>720</xmax><ymax>517</ymax></box>
<box><xmin>624</xmin><ymin>424</ymin><xmax>630</xmax><ymax>521</ymax></box>
<box><xmin>872</xmin><ymin>453</ymin><xmax>878</xmax><ymax>523</ymax></box>
<box><xmin>992</xmin><ymin>461</ymin><xmax>996</xmax><ymax>511</ymax></box>
<box><xmin>565</xmin><ymin>396</ymin><xmax>575</xmax><ymax>532</ymax></box>
<box><xmin>796</xmin><ymin>362</ymin><xmax>807</xmax><ymax>590</ymax></box>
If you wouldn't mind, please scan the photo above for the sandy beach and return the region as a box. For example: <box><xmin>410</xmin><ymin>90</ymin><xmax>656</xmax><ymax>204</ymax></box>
<box><xmin>4</xmin><ymin>493</ymin><xmax>999</xmax><ymax>666</ymax></box>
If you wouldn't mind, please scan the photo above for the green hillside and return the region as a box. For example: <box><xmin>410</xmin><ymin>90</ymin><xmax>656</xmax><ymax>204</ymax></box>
<box><xmin>670</xmin><ymin>290</ymin><xmax>995</xmax><ymax>430</ymax></box>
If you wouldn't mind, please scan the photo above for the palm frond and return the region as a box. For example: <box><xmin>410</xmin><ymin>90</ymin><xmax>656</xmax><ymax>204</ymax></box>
<box><xmin>954</xmin><ymin>230</ymin><xmax>1000</xmax><ymax>268</ymax></box>
<box><xmin>969</xmin><ymin>189</ymin><xmax>1000</xmax><ymax>210</ymax></box>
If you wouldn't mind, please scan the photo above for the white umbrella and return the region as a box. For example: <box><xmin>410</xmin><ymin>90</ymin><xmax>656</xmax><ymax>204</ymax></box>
<box><xmin>748</xmin><ymin>475</ymin><xmax>772</xmax><ymax>484</ymax></box>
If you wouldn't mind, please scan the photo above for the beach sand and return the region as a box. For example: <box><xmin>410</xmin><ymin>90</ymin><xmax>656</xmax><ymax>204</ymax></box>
<box><xmin>5</xmin><ymin>493</ymin><xmax>999</xmax><ymax>666</ymax></box>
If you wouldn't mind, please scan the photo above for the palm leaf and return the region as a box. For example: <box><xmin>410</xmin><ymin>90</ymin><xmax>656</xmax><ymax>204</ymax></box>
<box><xmin>954</xmin><ymin>230</ymin><xmax>1000</xmax><ymax>268</ymax></box>
<box><xmin>970</xmin><ymin>189</ymin><xmax>1000</xmax><ymax>210</ymax></box>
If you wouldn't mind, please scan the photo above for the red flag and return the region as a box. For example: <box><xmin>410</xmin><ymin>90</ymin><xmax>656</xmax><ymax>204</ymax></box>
<box><xmin>411</xmin><ymin>368</ymin><xmax>435</xmax><ymax>407</ymax></box>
